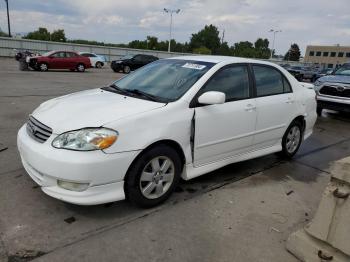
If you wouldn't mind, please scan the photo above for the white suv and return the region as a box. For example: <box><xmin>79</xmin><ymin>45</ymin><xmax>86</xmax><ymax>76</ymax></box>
<box><xmin>314</xmin><ymin>63</ymin><xmax>350</xmax><ymax>115</ymax></box>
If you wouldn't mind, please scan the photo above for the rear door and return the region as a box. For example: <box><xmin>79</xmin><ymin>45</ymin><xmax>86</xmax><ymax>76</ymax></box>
<box><xmin>193</xmin><ymin>64</ymin><xmax>257</xmax><ymax>166</ymax></box>
<box><xmin>252</xmin><ymin>64</ymin><xmax>297</xmax><ymax>148</ymax></box>
<box><xmin>132</xmin><ymin>55</ymin><xmax>146</xmax><ymax>70</ymax></box>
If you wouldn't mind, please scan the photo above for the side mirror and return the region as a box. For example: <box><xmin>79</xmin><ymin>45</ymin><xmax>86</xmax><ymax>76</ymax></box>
<box><xmin>198</xmin><ymin>91</ymin><xmax>226</xmax><ymax>105</ymax></box>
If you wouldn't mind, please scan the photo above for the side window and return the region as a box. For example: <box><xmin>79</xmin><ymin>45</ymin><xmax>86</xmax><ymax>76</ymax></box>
<box><xmin>51</xmin><ymin>52</ymin><xmax>65</xmax><ymax>58</ymax></box>
<box><xmin>253</xmin><ymin>65</ymin><xmax>284</xmax><ymax>96</ymax></box>
<box><xmin>283</xmin><ymin>77</ymin><xmax>292</xmax><ymax>93</ymax></box>
<box><xmin>200</xmin><ymin>65</ymin><xmax>250</xmax><ymax>101</ymax></box>
<box><xmin>66</xmin><ymin>52</ymin><xmax>77</xmax><ymax>58</ymax></box>
<box><xmin>81</xmin><ymin>53</ymin><xmax>89</xmax><ymax>57</ymax></box>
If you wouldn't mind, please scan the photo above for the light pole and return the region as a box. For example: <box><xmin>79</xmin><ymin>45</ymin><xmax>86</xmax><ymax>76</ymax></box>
<box><xmin>4</xmin><ymin>0</ymin><xmax>11</xmax><ymax>37</ymax></box>
<box><xmin>164</xmin><ymin>8</ymin><xmax>180</xmax><ymax>52</ymax></box>
<box><xmin>269</xmin><ymin>29</ymin><xmax>281</xmax><ymax>59</ymax></box>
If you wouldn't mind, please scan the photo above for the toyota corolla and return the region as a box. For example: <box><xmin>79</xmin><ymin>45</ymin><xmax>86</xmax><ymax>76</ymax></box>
<box><xmin>17</xmin><ymin>56</ymin><xmax>317</xmax><ymax>207</ymax></box>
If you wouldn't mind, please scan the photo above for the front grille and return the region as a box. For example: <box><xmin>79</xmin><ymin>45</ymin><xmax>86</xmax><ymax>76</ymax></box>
<box><xmin>319</xmin><ymin>85</ymin><xmax>350</xmax><ymax>98</ymax></box>
<box><xmin>26</xmin><ymin>116</ymin><xmax>52</xmax><ymax>143</ymax></box>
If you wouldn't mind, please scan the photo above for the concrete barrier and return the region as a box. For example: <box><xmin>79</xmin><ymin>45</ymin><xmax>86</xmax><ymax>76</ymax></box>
<box><xmin>0</xmin><ymin>37</ymin><xmax>191</xmax><ymax>61</ymax></box>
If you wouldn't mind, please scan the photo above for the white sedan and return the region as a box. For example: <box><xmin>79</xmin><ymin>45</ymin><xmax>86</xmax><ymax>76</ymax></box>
<box><xmin>17</xmin><ymin>56</ymin><xmax>317</xmax><ymax>207</ymax></box>
<box><xmin>79</xmin><ymin>52</ymin><xmax>106</xmax><ymax>68</ymax></box>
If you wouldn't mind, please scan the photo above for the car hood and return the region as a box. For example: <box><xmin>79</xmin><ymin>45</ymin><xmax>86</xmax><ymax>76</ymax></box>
<box><xmin>318</xmin><ymin>75</ymin><xmax>350</xmax><ymax>84</ymax></box>
<box><xmin>32</xmin><ymin>88</ymin><xmax>166</xmax><ymax>134</ymax></box>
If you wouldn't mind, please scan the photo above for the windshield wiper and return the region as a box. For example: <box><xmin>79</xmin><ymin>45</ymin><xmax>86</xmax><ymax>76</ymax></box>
<box><xmin>124</xmin><ymin>89</ymin><xmax>162</xmax><ymax>102</ymax></box>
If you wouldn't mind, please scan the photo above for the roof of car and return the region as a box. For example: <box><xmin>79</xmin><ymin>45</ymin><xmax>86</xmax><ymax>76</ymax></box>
<box><xmin>168</xmin><ymin>55</ymin><xmax>277</xmax><ymax>66</ymax></box>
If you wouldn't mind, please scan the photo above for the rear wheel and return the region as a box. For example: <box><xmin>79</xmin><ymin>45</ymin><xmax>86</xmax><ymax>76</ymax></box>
<box><xmin>76</xmin><ymin>63</ymin><xmax>85</xmax><ymax>72</ymax></box>
<box><xmin>95</xmin><ymin>62</ymin><xmax>103</xmax><ymax>68</ymax></box>
<box><xmin>125</xmin><ymin>145</ymin><xmax>182</xmax><ymax>208</ymax></box>
<box><xmin>280</xmin><ymin>121</ymin><xmax>303</xmax><ymax>159</ymax></box>
<box><xmin>38</xmin><ymin>63</ymin><xmax>48</xmax><ymax>72</ymax></box>
<box><xmin>123</xmin><ymin>65</ymin><xmax>131</xmax><ymax>74</ymax></box>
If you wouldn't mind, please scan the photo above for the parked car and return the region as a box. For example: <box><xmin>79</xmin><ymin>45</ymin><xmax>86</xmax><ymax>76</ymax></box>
<box><xmin>314</xmin><ymin>63</ymin><xmax>350</xmax><ymax>115</ymax></box>
<box><xmin>317</xmin><ymin>68</ymin><xmax>334</xmax><ymax>79</ymax></box>
<box><xmin>300</xmin><ymin>67</ymin><xmax>319</xmax><ymax>82</ymax></box>
<box><xmin>27</xmin><ymin>51</ymin><xmax>91</xmax><ymax>72</ymax></box>
<box><xmin>110</xmin><ymin>54</ymin><xmax>158</xmax><ymax>73</ymax></box>
<box><xmin>17</xmin><ymin>56</ymin><xmax>317</xmax><ymax>207</ymax></box>
<box><xmin>287</xmin><ymin>66</ymin><xmax>304</xmax><ymax>81</ymax></box>
<box><xmin>79</xmin><ymin>52</ymin><xmax>106</xmax><ymax>68</ymax></box>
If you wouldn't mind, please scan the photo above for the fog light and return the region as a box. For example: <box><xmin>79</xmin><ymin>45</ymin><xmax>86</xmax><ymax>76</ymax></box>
<box><xmin>57</xmin><ymin>180</ymin><xmax>89</xmax><ymax>192</ymax></box>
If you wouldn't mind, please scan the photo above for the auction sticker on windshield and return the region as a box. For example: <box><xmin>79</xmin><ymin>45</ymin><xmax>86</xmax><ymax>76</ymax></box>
<box><xmin>182</xmin><ymin>63</ymin><xmax>206</xmax><ymax>70</ymax></box>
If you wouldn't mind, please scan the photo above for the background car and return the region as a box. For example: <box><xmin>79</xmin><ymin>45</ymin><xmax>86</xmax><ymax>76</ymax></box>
<box><xmin>287</xmin><ymin>66</ymin><xmax>304</xmax><ymax>81</ymax></box>
<box><xmin>79</xmin><ymin>52</ymin><xmax>106</xmax><ymax>68</ymax></box>
<box><xmin>27</xmin><ymin>51</ymin><xmax>91</xmax><ymax>72</ymax></box>
<box><xmin>110</xmin><ymin>54</ymin><xmax>159</xmax><ymax>73</ymax></box>
<box><xmin>314</xmin><ymin>63</ymin><xmax>350</xmax><ymax>115</ymax></box>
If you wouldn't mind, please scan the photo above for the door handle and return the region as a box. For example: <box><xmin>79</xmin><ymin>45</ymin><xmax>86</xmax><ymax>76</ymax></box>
<box><xmin>245</xmin><ymin>104</ymin><xmax>256</xmax><ymax>111</ymax></box>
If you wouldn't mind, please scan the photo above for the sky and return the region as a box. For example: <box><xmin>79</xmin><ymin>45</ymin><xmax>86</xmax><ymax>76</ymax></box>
<box><xmin>1</xmin><ymin>0</ymin><xmax>350</xmax><ymax>55</ymax></box>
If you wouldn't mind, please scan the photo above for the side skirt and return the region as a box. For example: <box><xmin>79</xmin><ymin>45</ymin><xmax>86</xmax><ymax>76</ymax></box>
<box><xmin>182</xmin><ymin>143</ymin><xmax>282</xmax><ymax>181</ymax></box>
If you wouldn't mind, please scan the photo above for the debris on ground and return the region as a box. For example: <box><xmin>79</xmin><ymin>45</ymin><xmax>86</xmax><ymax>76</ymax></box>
<box><xmin>286</xmin><ymin>190</ymin><xmax>294</xmax><ymax>196</ymax></box>
<box><xmin>64</xmin><ymin>216</ymin><xmax>76</xmax><ymax>224</ymax></box>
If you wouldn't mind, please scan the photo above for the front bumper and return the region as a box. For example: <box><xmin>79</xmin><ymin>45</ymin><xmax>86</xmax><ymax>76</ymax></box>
<box><xmin>317</xmin><ymin>95</ymin><xmax>350</xmax><ymax>113</ymax></box>
<box><xmin>17</xmin><ymin>125</ymin><xmax>140</xmax><ymax>205</ymax></box>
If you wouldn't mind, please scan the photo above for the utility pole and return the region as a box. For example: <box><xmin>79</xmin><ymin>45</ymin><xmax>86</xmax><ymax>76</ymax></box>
<box><xmin>269</xmin><ymin>29</ymin><xmax>282</xmax><ymax>59</ymax></box>
<box><xmin>164</xmin><ymin>8</ymin><xmax>180</xmax><ymax>52</ymax></box>
<box><xmin>221</xmin><ymin>29</ymin><xmax>225</xmax><ymax>44</ymax></box>
<box><xmin>4</xmin><ymin>0</ymin><xmax>11</xmax><ymax>37</ymax></box>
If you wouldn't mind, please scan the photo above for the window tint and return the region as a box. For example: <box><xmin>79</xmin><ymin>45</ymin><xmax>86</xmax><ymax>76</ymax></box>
<box><xmin>81</xmin><ymin>53</ymin><xmax>89</xmax><ymax>57</ymax></box>
<box><xmin>51</xmin><ymin>52</ymin><xmax>65</xmax><ymax>58</ymax></box>
<box><xmin>346</xmin><ymin>53</ymin><xmax>350</xmax><ymax>58</ymax></box>
<box><xmin>309</xmin><ymin>51</ymin><xmax>314</xmax><ymax>56</ymax></box>
<box><xmin>253</xmin><ymin>65</ymin><xmax>284</xmax><ymax>96</ymax></box>
<box><xmin>316</xmin><ymin>51</ymin><xmax>321</xmax><ymax>56</ymax></box>
<box><xmin>338</xmin><ymin>52</ymin><xmax>344</xmax><ymax>57</ymax></box>
<box><xmin>283</xmin><ymin>78</ymin><xmax>292</xmax><ymax>93</ymax></box>
<box><xmin>323</xmin><ymin>52</ymin><xmax>329</xmax><ymax>57</ymax></box>
<box><xmin>66</xmin><ymin>52</ymin><xmax>77</xmax><ymax>57</ymax></box>
<box><xmin>330</xmin><ymin>52</ymin><xmax>336</xmax><ymax>57</ymax></box>
<box><xmin>200</xmin><ymin>65</ymin><xmax>250</xmax><ymax>101</ymax></box>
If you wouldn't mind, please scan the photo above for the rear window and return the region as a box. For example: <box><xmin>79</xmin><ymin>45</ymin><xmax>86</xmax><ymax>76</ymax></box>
<box><xmin>253</xmin><ymin>65</ymin><xmax>285</xmax><ymax>96</ymax></box>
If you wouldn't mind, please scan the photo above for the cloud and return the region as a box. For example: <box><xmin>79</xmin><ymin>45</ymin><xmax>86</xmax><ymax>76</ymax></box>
<box><xmin>1</xmin><ymin>0</ymin><xmax>350</xmax><ymax>55</ymax></box>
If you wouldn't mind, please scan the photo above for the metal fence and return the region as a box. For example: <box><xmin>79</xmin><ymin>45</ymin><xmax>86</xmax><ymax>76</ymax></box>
<box><xmin>0</xmin><ymin>37</ymin><xmax>309</xmax><ymax>67</ymax></box>
<box><xmin>0</xmin><ymin>37</ymin><xmax>191</xmax><ymax>61</ymax></box>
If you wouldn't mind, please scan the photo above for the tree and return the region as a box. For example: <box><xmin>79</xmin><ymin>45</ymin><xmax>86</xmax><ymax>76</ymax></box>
<box><xmin>254</xmin><ymin>38</ymin><xmax>270</xmax><ymax>59</ymax></box>
<box><xmin>216</xmin><ymin>42</ymin><xmax>232</xmax><ymax>56</ymax></box>
<box><xmin>190</xmin><ymin>24</ymin><xmax>221</xmax><ymax>54</ymax></box>
<box><xmin>51</xmin><ymin>29</ymin><xmax>66</xmax><ymax>42</ymax></box>
<box><xmin>232</xmin><ymin>41</ymin><xmax>256</xmax><ymax>58</ymax></box>
<box><xmin>284</xmin><ymin>43</ymin><xmax>301</xmax><ymax>61</ymax></box>
<box><xmin>25</xmin><ymin>27</ymin><xmax>51</xmax><ymax>41</ymax></box>
<box><xmin>193</xmin><ymin>46</ymin><xmax>211</xmax><ymax>55</ymax></box>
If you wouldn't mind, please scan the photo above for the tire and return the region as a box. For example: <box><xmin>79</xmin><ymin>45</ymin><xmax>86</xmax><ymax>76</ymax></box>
<box><xmin>125</xmin><ymin>145</ymin><xmax>182</xmax><ymax>208</ymax></box>
<box><xmin>123</xmin><ymin>65</ymin><xmax>131</xmax><ymax>74</ymax></box>
<box><xmin>38</xmin><ymin>63</ymin><xmax>48</xmax><ymax>72</ymax></box>
<box><xmin>95</xmin><ymin>62</ymin><xmax>103</xmax><ymax>68</ymax></box>
<box><xmin>76</xmin><ymin>63</ymin><xmax>85</xmax><ymax>72</ymax></box>
<box><xmin>280</xmin><ymin>120</ymin><xmax>303</xmax><ymax>159</ymax></box>
<box><xmin>317</xmin><ymin>107</ymin><xmax>323</xmax><ymax>116</ymax></box>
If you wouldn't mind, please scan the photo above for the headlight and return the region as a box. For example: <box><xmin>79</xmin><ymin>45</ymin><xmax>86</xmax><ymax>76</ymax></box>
<box><xmin>314</xmin><ymin>80</ymin><xmax>322</xmax><ymax>87</ymax></box>
<box><xmin>52</xmin><ymin>128</ymin><xmax>118</xmax><ymax>151</ymax></box>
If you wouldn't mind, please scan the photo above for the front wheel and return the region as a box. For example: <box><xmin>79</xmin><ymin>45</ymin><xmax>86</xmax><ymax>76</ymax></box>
<box><xmin>123</xmin><ymin>65</ymin><xmax>131</xmax><ymax>74</ymax></box>
<box><xmin>280</xmin><ymin>121</ymin><xmax>303</xmax><ymax>159</ymax></box>
<box><xmin>38</xmin><ymin>63</ymin><xmax>48</xmax><ymax>72</ymax></box>
<box><xmin>125</xmin><ymin>145</ymin><xmax>182</xmax><ymax>208</ymax></box>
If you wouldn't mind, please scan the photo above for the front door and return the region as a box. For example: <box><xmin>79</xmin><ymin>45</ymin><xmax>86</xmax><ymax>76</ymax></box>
<box><xmin>194</xmin><ymin>64</ymin><xmax>257</xmax><ymax>166</ymax></box>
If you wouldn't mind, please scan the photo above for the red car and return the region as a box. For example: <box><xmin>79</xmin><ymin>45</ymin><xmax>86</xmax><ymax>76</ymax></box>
<box><xmin>27</xmin><ymin>51</ymin><xmax>91</xmax><ymax>72</ymax></box>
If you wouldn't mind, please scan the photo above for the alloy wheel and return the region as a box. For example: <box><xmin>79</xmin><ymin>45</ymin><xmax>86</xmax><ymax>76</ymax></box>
<box><xmin>286</xmin><ymin>126</ymin><xmax>301</xmax><ymax>154</ymax></box>
<box><xmin>139</xmin><ymin>156</ymin><xmax>175</xmax><ymax>199</ymax></box>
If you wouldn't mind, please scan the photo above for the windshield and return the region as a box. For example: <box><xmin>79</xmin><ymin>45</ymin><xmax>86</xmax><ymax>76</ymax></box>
<box><xmin>334</xmin><ymin>64</ymin><xmax>350</xmax><ymax>76</ymax></box>
<box><xmin>121</xmin><ymin>55</ymin><xmax>134</xmax><ymax>60</ymax></box>
<box><xmin>110</xmin><ymin>59</ymin><xmax>215</xmax><ymax>102</ymax></box>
